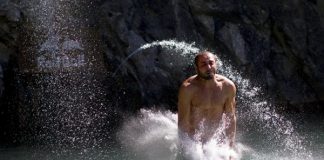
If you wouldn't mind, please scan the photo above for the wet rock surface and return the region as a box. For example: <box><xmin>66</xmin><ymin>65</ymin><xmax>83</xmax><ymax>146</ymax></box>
<box><xmin>0</xmin><ymin>0</ymin><xmax>323</xmax><ymax>116</ymax></box>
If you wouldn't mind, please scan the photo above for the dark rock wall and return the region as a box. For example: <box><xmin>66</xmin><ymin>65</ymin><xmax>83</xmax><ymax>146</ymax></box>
<box><xmin>99</xmin><ymin>0</ymin><xmax>324</xmax><ymax>110</ymax></box>
<box><xmin>0</xmin><ymin>0</ymin><xmax>20</xmax><ymax>97</ymax></box>
<box><xmin>0</xmin><ymin>0</ymin><xmax>21</xmax><ymax>143</ymax></box>
<box><xmin>0</xmin><ymin>0</ymin><xmax>323</xmax><ymax>115</ymax></box>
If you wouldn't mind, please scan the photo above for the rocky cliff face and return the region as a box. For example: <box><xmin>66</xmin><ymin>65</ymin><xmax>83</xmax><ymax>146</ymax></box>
<box><xmin>99</xmin><ymin>0</ymin><xmax>324</xmax><ymax>111</ymax></box>
<box><xmin>0</xmin><ymin>0</ymin><xmax>20</xmax><ymax>98</ymax></box>
<box><xmin>0</xmin><ymin>0</ymin><xmax>324</xmax><ymax>112</ymax></box>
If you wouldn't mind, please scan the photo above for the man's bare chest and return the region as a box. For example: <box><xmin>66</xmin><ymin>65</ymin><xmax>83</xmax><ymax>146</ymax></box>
<box><xmin>191</xmin><ymin>88</ymin><xmax>227</xmax><ymax>110</ymax></box>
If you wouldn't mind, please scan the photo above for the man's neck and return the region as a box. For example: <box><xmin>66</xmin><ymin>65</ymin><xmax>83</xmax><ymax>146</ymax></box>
<box><xmin>197</xmin><ymin>75</ymin><xmax>217</xmax><ymax>87</ymax></box>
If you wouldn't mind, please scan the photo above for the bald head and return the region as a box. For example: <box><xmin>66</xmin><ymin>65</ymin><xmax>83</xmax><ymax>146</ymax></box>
<box><xmin>194</xmin><ymin>51</ymin><xmax>217</xmax><ymax>67</ymax></box>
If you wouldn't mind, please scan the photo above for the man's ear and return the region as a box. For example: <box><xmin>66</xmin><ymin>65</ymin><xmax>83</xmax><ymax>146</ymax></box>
<box><xmin>194</xmin><ymin>65</ymin><xmax>198</xmax><ymax>73</ymax></box>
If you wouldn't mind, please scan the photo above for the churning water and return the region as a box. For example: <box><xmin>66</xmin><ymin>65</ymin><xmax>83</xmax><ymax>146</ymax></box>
<box><xmin>118</xmin><ymin>109</ymin><xmax>243</xmax><ymax>160</ymax></box>
<box><xmin>2</xmin><ymin>0</ymin><xmax>323</xmax><ymax>158</ymax></box>
<box><xmin>113</xmin><ymin>40</ymin><xmax>319</xmax><ymax>160</ymax></box>
<box><xmin>112</xmin><ymin>40</ymin><xmax>199</xmax><ymax>77</ymax></box>
<box><xmin>1</xmin><ymin>40</ymin><xmax>324</xmax><ymax>160</ymax></box>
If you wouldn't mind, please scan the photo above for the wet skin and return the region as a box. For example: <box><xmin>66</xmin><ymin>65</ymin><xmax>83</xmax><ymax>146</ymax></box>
<box><xmin>178</xmin><ymin>52</ymin><xmax>237</xmax><ymax>146</ymax></box>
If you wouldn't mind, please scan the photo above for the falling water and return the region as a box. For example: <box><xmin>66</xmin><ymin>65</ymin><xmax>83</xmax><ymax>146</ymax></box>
<box><xmin>15</xmin><ymin>0</ymin><xmax>109</xmax><ymax>154</ymax></box>
<box><xmin>218</xmin><ymin>60</ymin><xmax>312</xmax><ymax>159</ymax></box>
<box><xmin>112</xmin><ymin>40</ymin><xmax>199</xmax><ymax>77</ymax></box>
<box><xmin>116</xmin><ymin>40</ymin><xmax>314</xmax><ymax>160</ymax></box>
<box><xmin>1</xmin><ymin>0</ymin><xmax>320</xmax><ymax>158</ymax></box>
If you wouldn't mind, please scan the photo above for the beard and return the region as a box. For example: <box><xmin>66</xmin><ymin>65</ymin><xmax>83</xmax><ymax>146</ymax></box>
<box><xmin>197</xmin><ymin>70</ymin><xmax>214</xmax><ymax>80</ymax></box>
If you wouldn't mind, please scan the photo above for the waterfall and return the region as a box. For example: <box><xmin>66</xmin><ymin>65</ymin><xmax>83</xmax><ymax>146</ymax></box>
<box><xmin>117</xmin><ymin>40</ymin><xmax>313</xmax><ymax>160</ymax></box>
<box><xmin>17</xmin><ymin>0</ymin><xmax>109</xmax><ymax>149</ymax></box>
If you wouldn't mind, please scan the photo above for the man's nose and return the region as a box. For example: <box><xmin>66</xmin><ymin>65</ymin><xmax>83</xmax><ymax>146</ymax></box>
<box><xmin>206</xmin><ymin>64</ymin><xmax>212</xmax><ymax>69</ymax></box>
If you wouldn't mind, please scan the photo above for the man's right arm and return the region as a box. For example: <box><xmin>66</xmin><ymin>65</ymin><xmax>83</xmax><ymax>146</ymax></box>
<box><xmin>178</xmin><ymin>83</ymin><xmax>192</xmax><ymax>137</ymax></box>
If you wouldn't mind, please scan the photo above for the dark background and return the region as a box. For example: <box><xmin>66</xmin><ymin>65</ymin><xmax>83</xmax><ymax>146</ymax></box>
<box><xmin>0</xmin><ymin>0</ymin><xmax>323</xmax><ymax>145</ymax></box>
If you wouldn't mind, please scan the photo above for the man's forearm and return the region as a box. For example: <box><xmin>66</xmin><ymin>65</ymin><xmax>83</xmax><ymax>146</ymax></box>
<box><xmin>225</xmin><ymin>115</ymin><xmax>236</xmax><ymax>147</ymax></box>
<box><xmin>179</xmin><ymin>123</ymin><xmax>193</xmax><ymax>137</ymax></box>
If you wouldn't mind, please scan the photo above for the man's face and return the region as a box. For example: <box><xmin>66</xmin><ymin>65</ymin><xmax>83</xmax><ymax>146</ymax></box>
<box><xmin>196</xmin><ymin>53</ymin><xmax>217</xmax><ymax>80</ymax></box>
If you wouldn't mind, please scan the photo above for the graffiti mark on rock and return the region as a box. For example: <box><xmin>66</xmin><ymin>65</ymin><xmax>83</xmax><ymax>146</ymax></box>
<box><xmin>37</xmin><ymin>37</ymin><xmax>86</xmax><ymax>71</ymax></box>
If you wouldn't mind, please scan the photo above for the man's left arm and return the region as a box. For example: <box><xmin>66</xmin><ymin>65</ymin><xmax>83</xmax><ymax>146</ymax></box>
<box><xmin>224</xmin><ymin>82</ymin><xmax>237</xmax><ymax>148</ymax></box>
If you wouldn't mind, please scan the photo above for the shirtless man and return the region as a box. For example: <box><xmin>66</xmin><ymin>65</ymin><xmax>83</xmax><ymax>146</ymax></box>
<box><xmin>178</xmin><ymin>51</ymin><xmax>237</xmax><ymax>151</ymax></box>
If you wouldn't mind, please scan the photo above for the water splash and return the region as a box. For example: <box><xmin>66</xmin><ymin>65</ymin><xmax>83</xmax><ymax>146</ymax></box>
<box><xmin>112</xmin><ymin>40</ymin><xmax>200</xmax><ymax>76</ymax></box>
<box><xmin>118</xmin><ymin>108</ymin><xmax>311</xmax><ymax>160</ymax></box>
<box><xmin>219</xmin><ymin>60</ymin><xmax>312</xmax><ymax>159</ymax></box>
<box><xmin>118</xmin><ymin>109</ymin><xmax>249</xmax><ymax>160</ymax></box>
<box><xmin>118</xmin><ymin>109</ymin><xmax>179</xmax><ymax>160</ymax></box>
<box><xmin>116</xmin><ymin>40</ymin><xmax>313</xmax><ymax>160</ymax></box>
<box><xmin>17</xmin><ymin>0</ymin><xmax>108</xmax><ymax>151</ymax></box>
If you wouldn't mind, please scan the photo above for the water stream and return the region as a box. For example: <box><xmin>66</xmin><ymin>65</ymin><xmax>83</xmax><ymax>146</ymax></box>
<box><xmin>1</xmin><ymin>38</ymin><xmax>323</xmax><ymax>160</ymax></box>
<box><xmin>0</xmin><ymin>0</ymin><xmax>323</xmax><ymax>159</ymax></box>
<box><xmin>112</xmin><ymin>40</ymin><xmax>317</xmax><ymax>160</ymax></box>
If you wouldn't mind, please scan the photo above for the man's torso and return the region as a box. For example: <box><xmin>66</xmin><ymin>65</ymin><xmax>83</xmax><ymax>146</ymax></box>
<box><xmin>186</xmin><ymin>75</ymin><xmax>229</xmax><ymax>141</ymax></box>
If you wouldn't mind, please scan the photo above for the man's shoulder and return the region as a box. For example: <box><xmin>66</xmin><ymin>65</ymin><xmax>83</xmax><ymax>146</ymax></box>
<box><xmin>182</xmin><ymin>75</ymin><xmax>197</xmax><ymax>85</ymax></box>
<box><xmin>180</xmin><ymin>75</ymin><xmax>199</xmax><ymax>91</ymax></box>
<box><xmin>216</xmin><ymin>74</ymin><xmax>236</xmax><ymax>90</ymax></box>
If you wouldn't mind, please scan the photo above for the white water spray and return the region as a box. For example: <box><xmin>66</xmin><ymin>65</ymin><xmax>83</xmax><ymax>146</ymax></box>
<box><xmin>118</xmin><ymin>109</ymin><xmax>248</xmax><ymax>160</ymax></box>
<box><xmin>112</xmin><ymin>40</ymin><xmax>199</xmax><ymax>76</ymax></box>
<box><xmin>117</xmin><ymin>40</ymin><xmax>313</xmax><ymax>160</ymax></box>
